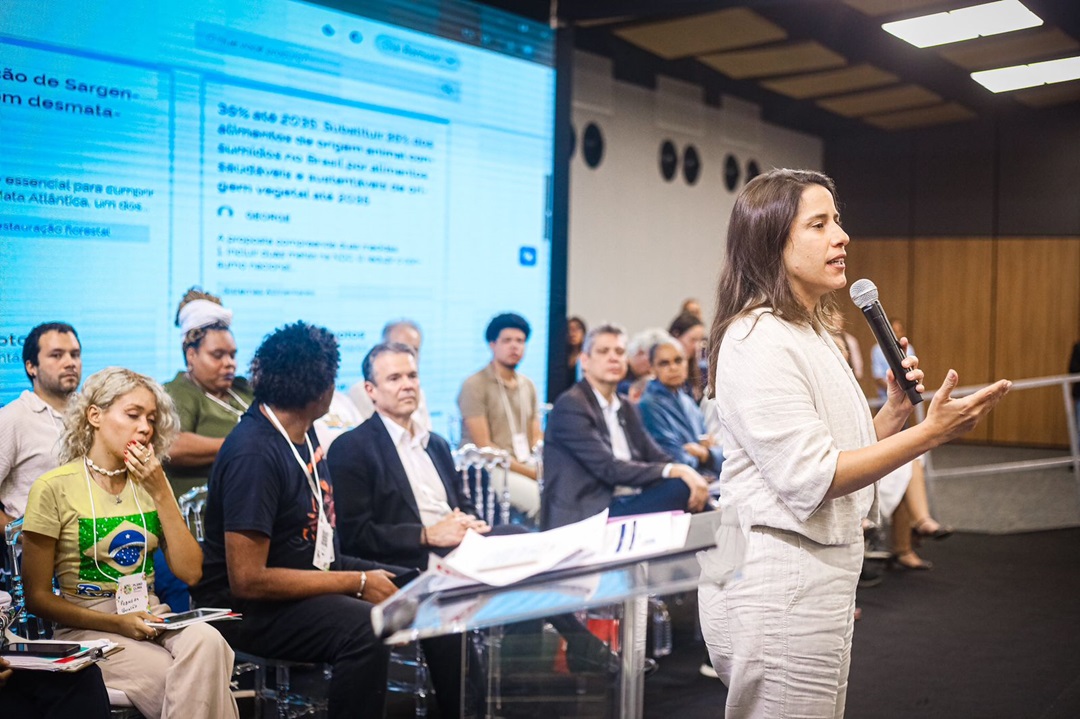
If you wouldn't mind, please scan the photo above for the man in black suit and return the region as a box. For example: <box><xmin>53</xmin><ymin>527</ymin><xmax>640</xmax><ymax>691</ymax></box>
<box><xmin>328</xmin><ymin>342</ymin><xmax>488</xmax><ymax>568</ymax></box>
<box><xmin>327</xmin><ymin>341</ymin><xmax>489</xmax><ymax>717</ymax></box>
<box><xmin>542</xmin><ymin>324</ymin><xmax>709</xmax><ymax>530</ymax></box>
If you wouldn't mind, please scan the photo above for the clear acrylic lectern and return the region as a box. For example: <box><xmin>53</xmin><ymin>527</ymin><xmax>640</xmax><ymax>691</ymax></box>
<box><xmin>372</xmin><ymin>508</ymin><xmax>746</xmax><ymax>718</ymax></box>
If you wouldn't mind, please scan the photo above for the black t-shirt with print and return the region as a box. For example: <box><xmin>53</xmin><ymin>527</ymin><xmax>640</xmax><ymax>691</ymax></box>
<box><xmin>193</xmin><ymin>403</ymin><xmax>380</xmax><ymax>605</ymax></box>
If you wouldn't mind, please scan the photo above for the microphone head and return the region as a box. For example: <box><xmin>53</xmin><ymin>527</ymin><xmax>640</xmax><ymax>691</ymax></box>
<box><xmin>849</xmin><ymin>279</ymin><xmax>878</xmax><ymax>309</ymax></box>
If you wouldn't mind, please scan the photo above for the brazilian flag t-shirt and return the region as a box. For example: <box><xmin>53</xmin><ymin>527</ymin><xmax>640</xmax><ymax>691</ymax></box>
<box><xmin>24</xmin><ymin>461</ymin><xmax>162</xmax><ymax>599</ymax></box>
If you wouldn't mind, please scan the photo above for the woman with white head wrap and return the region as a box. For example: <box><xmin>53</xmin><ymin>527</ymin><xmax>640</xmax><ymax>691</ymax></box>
<box><xmin>162</xmin><ymin>288</ymin><xmax>253</xmax><ymax>498</ymax></box>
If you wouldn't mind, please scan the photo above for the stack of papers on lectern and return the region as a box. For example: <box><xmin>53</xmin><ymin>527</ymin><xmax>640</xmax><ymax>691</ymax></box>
<box><xmin>431</xmin><ymin>509</ymin><xmax>692</xmax><ymax>589</ymax></box>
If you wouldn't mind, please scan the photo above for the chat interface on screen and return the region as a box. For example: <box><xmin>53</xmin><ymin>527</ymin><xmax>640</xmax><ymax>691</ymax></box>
<box><xmin>0</xmin><ymin>0</ymin><xmax>556</xmax><ymax>430</ymax></box>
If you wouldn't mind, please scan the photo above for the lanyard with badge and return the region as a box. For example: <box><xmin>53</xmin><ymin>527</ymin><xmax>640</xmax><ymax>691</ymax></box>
<box><xmin>189</xmin><ymin>372</ymin><xmax>250</xmax><ymax>422</ymax></box>
<box><xmin>496</xmin><ymin>373</ymin><xmax>532</xmax><ymax>462</ymax></box>
<box><xmin>263</xmin><ymin>404</ymin><xmax>335</xmax><ymax>570</ymax></box>
<box><xmin>83</xmin><ymin>461</ymin><xmax>151</xmax><ymax>614</ymax></box>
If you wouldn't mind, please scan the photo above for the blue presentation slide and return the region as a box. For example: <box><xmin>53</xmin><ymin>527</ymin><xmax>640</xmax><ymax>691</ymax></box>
<box><xmin>0</xmin><ymin>0</ymin><xmax>556</xmax><ymax>430</ymax></box>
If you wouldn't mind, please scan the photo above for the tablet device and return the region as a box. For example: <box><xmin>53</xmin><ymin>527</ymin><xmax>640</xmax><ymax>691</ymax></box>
<box><xmin>1</xmin><ymin>642</ymin><xmax>82</xmax><ymax>658</ymax></box>
<box><xmin>391</xmin><ymin>569</ymin><xmax>420</xmax><ymax>588</ymax></box>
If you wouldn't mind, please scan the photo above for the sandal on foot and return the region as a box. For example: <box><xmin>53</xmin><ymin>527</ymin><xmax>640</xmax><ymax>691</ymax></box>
<box><xmin>891</xmin><ymin>552</ymin><xmax>934</xmax><ymax>571</ymax></box>
<box><xmin>912</xmin><ymin>518</ymin><xmax>954</xmax><ymax>541</ymax></box>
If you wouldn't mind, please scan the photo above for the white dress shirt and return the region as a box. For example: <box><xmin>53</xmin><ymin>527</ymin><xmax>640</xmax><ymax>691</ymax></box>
<box><xmin>377</xmin><ymin>413</ymin><xmax>451</xmax><ymax>527</ymax></box>
<box><xmin>592</xmin><ymin>386</ymin><xmax>646</xmax><ymax>497</ymax></box>
<box><xmin>591</xmin><ymin>387</ymin><xmax>632</xmax><ymax>461</ymax></box>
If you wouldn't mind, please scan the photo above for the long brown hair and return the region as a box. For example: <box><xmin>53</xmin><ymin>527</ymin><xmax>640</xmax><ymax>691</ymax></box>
<box><xmin>707</xmin><ymin>168</ymin><xmax>841</xmax><ymax>396</ymax></box>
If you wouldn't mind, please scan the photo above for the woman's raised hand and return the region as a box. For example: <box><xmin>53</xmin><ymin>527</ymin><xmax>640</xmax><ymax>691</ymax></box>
<box><xmin>924</xmin><ymin>369</ymin><xmax>1011</xmax><ymax>444</ymax></box>
<box><xmin>125</xmin><ymin>441</ymin><xmax>171</xmax><ymax>500</ymax></box>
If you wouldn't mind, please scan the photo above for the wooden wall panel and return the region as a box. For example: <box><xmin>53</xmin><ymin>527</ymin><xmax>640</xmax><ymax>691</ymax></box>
<box><xmin>911</xmin><ymin>238</ymin><xmax>995</xmax><ymax>441</ymax></box>
<box><xmin>991</xmin><ymin>238</ymin><xmax>1080</xmax><ymax>446</ymax></box>
<box><xmin>843</xmin><ymin>238</ymin><xmax>910</xmax><ymax>399</ymax></box>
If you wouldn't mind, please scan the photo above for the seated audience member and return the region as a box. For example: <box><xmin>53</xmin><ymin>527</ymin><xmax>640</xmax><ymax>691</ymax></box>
<box><xmin>668</xmin><ymin>312</ymin><xmax>707</xmax><ymax>402</ymax></box>
<box><xmin>565</xmin><ymin>316</ymin><xmax>587</xmax><ymax>390</ymax></box>
<box><xmin>879</xmin><ymin>457</ymin><xmax>953</xmax><ymax>570</ymax></box>
<box><xmin>541</xmin><ymin>324</ymin><xmax>709</xmax><ymax>530</ymax></box>
<box><xmin>163</xmin><ymin>288</ymin><xmax>253</xmax><ymax>498</ymax></box>
<box><xmin>836</xmin><ymin>314</ymin><xmax>864</xmax><ymax>380</ymax></box>
<box><xmin>1</xmin><ymin>322</ymin><xmax>82</xmax><ymax>531</ymax></box>
<box><xmin>348</xmin><ymin>319</ymin><xmax>432</xmax><ymax>431</ymax></box>
<box><xmin>457</xmin><ymin>313</ymin><xmax>542</xmax><ymax>518</ymax></box>
<box><xmin>627</xmin><ymin>375</ymin><xmax>652</xmax><ymax>405</ymax></box>
<box><xmin>638</xmin><ymin>336</ymin><xmax>724</xmax><ymax>476</ymax></box>
<box><xmin>22</xmin><ymin>368</ymin><xmax>238</xmax><ymax>719</ymax></box>
<box><xmin>871</xmin><ymin>317</ymin><xmax>915</xmax><ymax>404</ymax></box>
<box><xmin>191</xmin><ymin>322</ymin><xmax>398</xmax><ymax>719</ymax></box>
<box><xmin>162</xmin><ymin>288</ymin><xmax>253</xmax><ymax>611</ymax></box>
<box><xmin>680</xmin><ymin>298</ymin><xmax>703</xmax><ymax>321</ymax></box>
<box><xmin>328</xmin><ymin>342</ymin><xmax>492</xmax><ymax>716</ymax></box>
<box><xmin>312</xmin><ymin>388</ymin><xmax>364</xmax><ymax>450</ymax></box>
<box><xmin>0</xmin><ymin>657</ymin><xmax>110</xmax><ymax>718</ymax></box>
<box><xmin>616</xmin><ymin>327</ymin><xmax>668</xmax><ymax>396</ymax></box>
<box><xmin>329</xmin><ymin>342</ymin><xmax>489</xmax><ymax>569</ymax></box>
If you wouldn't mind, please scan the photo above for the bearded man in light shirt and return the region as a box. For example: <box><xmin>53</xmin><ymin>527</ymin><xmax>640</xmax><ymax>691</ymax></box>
<box><xmin>0</xmin><ymin>322</ymin><xmax>82</xmax><ymax>530</ymax></box>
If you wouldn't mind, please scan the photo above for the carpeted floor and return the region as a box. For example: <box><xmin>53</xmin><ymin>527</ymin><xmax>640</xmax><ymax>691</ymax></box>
<box><xmin>643</xmin><ymin>528</ymin><xmax>1080</xmax><ymax>719</ymax></box>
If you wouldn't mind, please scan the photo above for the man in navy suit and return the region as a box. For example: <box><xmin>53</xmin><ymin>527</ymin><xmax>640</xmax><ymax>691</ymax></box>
<box><xmin>542</xmin><ymin>324</ymin><xmax>710</xmax><ymax>530</ymax></box>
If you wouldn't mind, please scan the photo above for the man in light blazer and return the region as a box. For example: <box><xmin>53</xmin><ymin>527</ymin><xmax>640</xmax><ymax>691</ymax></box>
<box><xmin>541</xmin><ymin>324</ymin><xmax>709</xmax><ymax>530</ymax></box>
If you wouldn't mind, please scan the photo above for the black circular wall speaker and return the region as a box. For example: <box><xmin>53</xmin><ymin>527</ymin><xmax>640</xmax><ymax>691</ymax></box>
<box><xmin>659</xmin><ymin>140</ymin><xmax>678</xmax><ymax>181</ymax></box>
<box><xmin>746</xmin><ymin>159</ymin><xmax>761</xmax><ymax>183</ymax></box>
<box><xmin>582</xmin><ymin>123</ymin><xmax>604</xmax><ymax>169</ymax></box>
<box><xmin>723</xmin><ymin>154</ymin><xmax>740</xmax><ymax>192</ymax></box>
<box><xmin>683</xmin><ymin>145</ymin><xmax>701</xmax><ymax>185</ymax></box>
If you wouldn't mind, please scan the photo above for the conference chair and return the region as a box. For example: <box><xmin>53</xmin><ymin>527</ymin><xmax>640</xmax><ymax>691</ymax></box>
<box><xmin>177</xmin><ymin>487</ymin><xmax>432</xmax><ymax>718</ymax></box>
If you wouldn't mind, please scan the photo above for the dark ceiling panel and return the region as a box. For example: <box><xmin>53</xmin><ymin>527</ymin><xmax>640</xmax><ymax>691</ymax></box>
<box><xmin>1014</xmin><ymin>78</ymin><xmax>1080</xmax><ymax>107</ymax></box>
<box><xmin>936</xmin><ymin>27</ymin><xmax>1079</xmax><ymax>71</ymax></box>
<box><xmin>840</xmin><ymin>0</ymin><xmax>966</xmax><ymax>18</ymax></box>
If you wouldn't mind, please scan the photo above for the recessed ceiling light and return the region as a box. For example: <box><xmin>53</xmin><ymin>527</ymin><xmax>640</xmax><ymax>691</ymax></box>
<box><xmin>972</xmin><ymin>55</ymin><xmax>1080</xmax><ymax>92</ymax></box>
<box><xmin>883</xmin><ymin>0</ymin><xmax>1042</xmax><ymax>49</ymax></box>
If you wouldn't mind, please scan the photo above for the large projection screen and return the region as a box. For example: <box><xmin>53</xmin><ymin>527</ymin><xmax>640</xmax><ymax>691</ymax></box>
<box><xmin>0</xmin><ymin>0</ymin><xmax>557</xmax><ymax>433</ymax></box>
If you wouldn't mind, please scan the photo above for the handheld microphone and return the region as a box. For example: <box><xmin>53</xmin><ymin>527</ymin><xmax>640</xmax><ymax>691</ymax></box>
<box><xmin>849</xmin><ymin>279</ymin><xmax>923</xmax><ymax>405</ymax></box>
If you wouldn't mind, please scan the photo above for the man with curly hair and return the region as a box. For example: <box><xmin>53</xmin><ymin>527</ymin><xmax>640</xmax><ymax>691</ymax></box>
<box><xmin>192</xmin><ymin>321</ymin><xmax>400</xmax><ymax>718</ymax></box>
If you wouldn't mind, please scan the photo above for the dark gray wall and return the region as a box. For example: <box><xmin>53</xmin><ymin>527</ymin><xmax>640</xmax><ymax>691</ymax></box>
<box><xmin>826</xmin><ymin>107</ymin><xmax>1080</xmax><ymax>238</ymax></box>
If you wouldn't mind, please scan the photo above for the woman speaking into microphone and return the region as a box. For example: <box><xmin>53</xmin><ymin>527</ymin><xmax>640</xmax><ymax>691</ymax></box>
<box><xmin>698</xmin><ymin>169</ymin><xmax>1011</xmax><ymax>718</ymax></box>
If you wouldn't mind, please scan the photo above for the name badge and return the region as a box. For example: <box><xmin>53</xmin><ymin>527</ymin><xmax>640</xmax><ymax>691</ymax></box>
<box><xmin>313</xmin><ymin>515</ymin><xmax>335</xmax><ymax>570</ymax></box>
<box><xmin>511</xmin><ymin>432</ymin><xmax>531</xmax><ymax>463</ymax></box>
<box><xmin>116</xmin><ymin>573</ymin><xmax>149</xmax><ymax>614</ymax></box>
